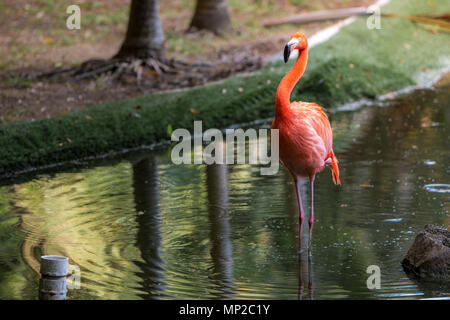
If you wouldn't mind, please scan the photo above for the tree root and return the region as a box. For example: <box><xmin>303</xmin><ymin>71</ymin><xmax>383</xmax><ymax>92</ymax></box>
<box><xmin>24</xmin><ymin>54</ymin><xmax>262</xmax><ymax>91</ymax></box>
<box><xmin>32</xmin><ymin>56</ymin><xmax>212</xmax><ymax>81</ymax></box>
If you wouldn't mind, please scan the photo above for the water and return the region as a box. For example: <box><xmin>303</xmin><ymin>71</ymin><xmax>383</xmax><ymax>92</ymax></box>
<box><xmin>0</xmin><ymin>82</ymin><xmax>448</xmax><ymax>300</ymax></box>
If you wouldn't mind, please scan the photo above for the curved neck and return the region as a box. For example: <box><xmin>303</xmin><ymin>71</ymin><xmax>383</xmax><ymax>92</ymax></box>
<box><xmin>275</xmin><ymin>48</ymin><xmax>308</xmax><ymax>118</ymax></box>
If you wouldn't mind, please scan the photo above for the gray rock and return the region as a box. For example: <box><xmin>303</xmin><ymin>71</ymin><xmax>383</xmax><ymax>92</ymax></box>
<box><xmin>402</xmin><ymin>224</ymin><xmax>450</xmax><ymax>281</ymax></box>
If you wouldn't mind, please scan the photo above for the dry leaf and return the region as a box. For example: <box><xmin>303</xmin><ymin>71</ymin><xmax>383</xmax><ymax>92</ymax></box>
<box><xmin>146</xmin><ymin>70</ymin><xmax>159</xmax><ymax>77</ymax></box>
<box><xmin>360</xmin><ymin>184</ymin><xmax>374</xmax><ymax>188</ymax></box>
<box><xmin>36</xmin><ymin>11</ymin><xmax>45</xmax><ymax>19</ymax></box>
<box><xmin>424</xmin><ymin>27</ymin><xmax>438</xmax><ymax>34</ymax></box>
<box><xmin>129</xmin><ymin>112</ymin><xmax>141</xmax><ymax>118</ymax></box>
<box><xmin>42</xmin><ymin>37</ymin><xmax>53</xmax><ymax>44</ymax></box>
<box><xmin>189</xmin><ymin>108</ymin><xmax>199</xmax><ymax>114</ymax></box>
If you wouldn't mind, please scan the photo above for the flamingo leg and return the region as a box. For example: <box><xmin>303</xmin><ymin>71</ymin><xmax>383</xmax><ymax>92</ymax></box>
<box><xmin>308</xmin><ymin>177</ymin><xmax>315</xmax><ymax>254</ymax></box>
<box><xmin>294</xmin><ymin>179</ymin><xmax>305</xmax><ymax>252</ymax></box>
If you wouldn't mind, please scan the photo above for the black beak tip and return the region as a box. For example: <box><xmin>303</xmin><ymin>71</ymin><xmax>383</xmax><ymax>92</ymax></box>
<box><xmin>283</xmin><ymin>44</ymin><xmax>290</xmax><ymax>63</ymax></box>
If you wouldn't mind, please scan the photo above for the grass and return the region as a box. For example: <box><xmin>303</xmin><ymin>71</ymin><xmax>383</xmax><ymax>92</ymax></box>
<box><xmin>0</xmin><ymin>0</ymin><xmax>449</xmax><ymax>177</ymax></box>
<box><xmin>3</xmin><ymin>74</ymin><xmax>34</xmax><ymax>88</ymax></box>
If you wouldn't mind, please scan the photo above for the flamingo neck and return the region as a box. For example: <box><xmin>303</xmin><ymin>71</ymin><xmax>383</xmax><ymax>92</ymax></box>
<box><xmin>275</xmin><ymin>48</ymin><xmax>308</xmax><ymax>118</ymax></box>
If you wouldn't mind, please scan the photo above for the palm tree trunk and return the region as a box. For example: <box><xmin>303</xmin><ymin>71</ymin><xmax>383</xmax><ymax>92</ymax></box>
<box><xmin>189</xmin><ymin>0</ymin><xmax>231</xmax><ymax>34</ymax></box>
<box><xmin>116</xmin><ymin>0</ymin><xmax>165</xmax><ymax>59</ymax></box>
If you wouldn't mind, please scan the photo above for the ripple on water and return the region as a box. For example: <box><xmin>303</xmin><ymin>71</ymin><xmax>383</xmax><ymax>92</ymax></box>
<box><xmin>383</xmin><ymin>218</ymin><xmax>403</xmax><ymax>222</ymax></box>
<box><xmin>424</xmin><ymin>184</ymin><xmax>450</xmax><ymax>193</ymax></box>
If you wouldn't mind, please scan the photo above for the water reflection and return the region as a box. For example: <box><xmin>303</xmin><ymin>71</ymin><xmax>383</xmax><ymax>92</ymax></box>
<box><xmin>0</xmin><ymin>80</ymin><xmax>448</xmax><ymax>299</ymax></box>
<box><xmin>298</xmin><ymin>254</ymin><xmax>313</xmax><ymax>300</ymax></box>
<box><xmin>206</xmin><ymin>162</ymin><xmax>234</xmax><ymax>298</ymax></box>
<box><xmin>132</xmin><ymin>157</ymin><xmax>166</xmax><ymax>299</ymax></box>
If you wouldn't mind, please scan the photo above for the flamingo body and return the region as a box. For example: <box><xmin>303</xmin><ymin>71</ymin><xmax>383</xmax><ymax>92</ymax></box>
<box><xmin>272</xmin><ymin>101</ymin><xmax>334</xmax><ymax>181</ymax></box>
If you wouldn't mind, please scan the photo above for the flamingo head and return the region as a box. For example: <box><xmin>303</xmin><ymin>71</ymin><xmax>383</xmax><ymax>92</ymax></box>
<box><xmin>284</xmin><ymin>32</ymin><xmax>308</xmax><ymax>63</ymax></box>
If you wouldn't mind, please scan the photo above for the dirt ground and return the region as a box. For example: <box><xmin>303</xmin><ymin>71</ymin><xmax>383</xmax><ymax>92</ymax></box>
<box><xmin>0</xmin><ymin>0</ymin><xmax>373</xmax><ymax>123</ymax></box>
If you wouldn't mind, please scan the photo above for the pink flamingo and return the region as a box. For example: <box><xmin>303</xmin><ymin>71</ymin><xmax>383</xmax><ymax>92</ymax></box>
<box><xmin>271</xmin><ymin>32</ymin><xmax>341</xmax><ymax>251</ymax></box>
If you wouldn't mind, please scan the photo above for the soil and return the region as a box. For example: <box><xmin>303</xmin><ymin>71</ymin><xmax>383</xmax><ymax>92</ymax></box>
<box><xmin>0</xmin><ymin>0</ymin><xmax>374</xmax><ymax>123</ymax></box>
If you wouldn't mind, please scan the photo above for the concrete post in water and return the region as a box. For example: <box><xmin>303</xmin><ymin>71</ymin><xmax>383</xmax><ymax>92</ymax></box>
<box><xmin>39</xmin><ymin>256</ymin><xmax>69</xmax><ymax>300</ymax></box>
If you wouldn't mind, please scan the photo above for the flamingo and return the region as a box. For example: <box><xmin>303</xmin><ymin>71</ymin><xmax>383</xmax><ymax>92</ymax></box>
<box><xmin>271</xmin><ymin>32</ymin><xmax>341</xmax><ymax>252</ymax></box>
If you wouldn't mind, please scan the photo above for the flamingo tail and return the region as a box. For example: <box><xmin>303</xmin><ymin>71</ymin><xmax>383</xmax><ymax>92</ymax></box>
<box><xmin>327</xmin><ymin>150</ymin><xmax>341</xmax><ymax>185</ymax></box>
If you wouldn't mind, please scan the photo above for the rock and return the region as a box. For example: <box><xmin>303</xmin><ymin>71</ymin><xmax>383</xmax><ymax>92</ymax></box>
<box><xmin>401</xmin><ymin>224</ymin><xmax>450</xmax><ymax>281</ymax></box>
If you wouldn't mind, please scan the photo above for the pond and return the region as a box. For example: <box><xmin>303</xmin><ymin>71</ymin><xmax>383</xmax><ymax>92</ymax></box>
<box><xmin>0</xmin><ymin>80</ymin><xmax>448</xmax><ymax>300</ymax></box>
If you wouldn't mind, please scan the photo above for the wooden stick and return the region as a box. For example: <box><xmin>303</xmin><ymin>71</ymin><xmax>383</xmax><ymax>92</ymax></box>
<box><xmin>263</xmin><ymin>7</ymin><xmax>373</xmax><ymax>27</ymax></box>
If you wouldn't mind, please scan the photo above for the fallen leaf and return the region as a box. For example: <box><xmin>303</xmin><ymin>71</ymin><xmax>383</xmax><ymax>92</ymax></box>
<box><xmin>42</xmin><ymin>37</ymin><xmax>53</xmax><ymax>44</ymax></box>
<box><xmin>146</xmin><ymin>70</ymin><xmax>159</xmax><ymax>77</ymax></box>
<box><xmin>339</xmin><ymin>204</ymin><xmax>348</xmax><ymax>207</ymax></box>
<box><xmin>36</xmin><ymin>11</ymin><xmax>45</xmax><ymax>19</ymax></box>
<box><xmin>360</xmin><ymin>184</ymin><xmax>374</xmax><ymax>188</ymax></box>
<box><xmin>363</xmin><ymin>68</ymin><xmax>371</xmax><ymax>73</ymax></box>
<box><xmin>428</xmin><ymin>0</ymin><xmax>435</xmax><ymax>6</ymax></box>
<box><xmin>424</xmin><ymin>27</ymin><xmax>438</xmax><ymax>34</ymax></box>
<box><xmin>65</xmin><ymin>137</ymin><xmax>73</xmax><ymax>144</ymax></box>
<box><xmin>85</xmin><ymin>115</ymin><xmax>93</xmax><ymax>120</ymax></box>
<box><xmin>189</xmin><ymin>108</ymin><xmax>199</xmax><ymax>114</ymax></box>
<box><xmin>129</xmin><ymin>112</ymin><xmax>141</xmax><ymax>118</ymax></box>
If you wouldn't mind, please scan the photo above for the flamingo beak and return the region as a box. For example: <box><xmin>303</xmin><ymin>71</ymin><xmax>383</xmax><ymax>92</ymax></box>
<box><xmin>284</xmin><ymin>38</ymin><xmax>299</xmax><ymax>63</ymax></box>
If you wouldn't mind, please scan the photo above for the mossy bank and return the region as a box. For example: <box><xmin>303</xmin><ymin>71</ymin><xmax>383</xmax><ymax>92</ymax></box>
<box><xmin>1</xmin><ymin>0</ymin><xmax>449</xmax><ymax>178</ymax></box>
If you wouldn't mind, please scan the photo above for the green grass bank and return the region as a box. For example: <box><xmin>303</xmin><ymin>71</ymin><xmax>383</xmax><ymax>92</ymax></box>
<box><xmin>1</xmin><ymin>0</ymin><xmax>449</xmax><ymax>178</ymax></box>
